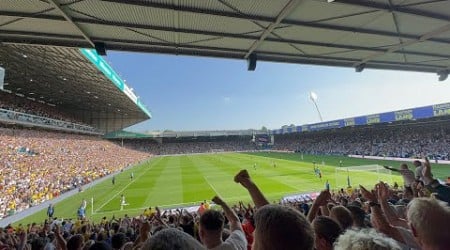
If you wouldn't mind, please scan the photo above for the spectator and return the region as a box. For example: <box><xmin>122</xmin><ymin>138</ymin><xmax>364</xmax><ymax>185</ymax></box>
<box><xmin>329</xmin><ymin>206</ymin><xmax>353</xmax><ymax>231</ymax></box>
<box><xmin>312</xmin><ymin>216</ymin><xmax>342</xmax><ymax>250</ymax></box>
<box><xmin>142</xmin><ymin>228</ymin><xmax>204</xmax><ymax>250</ymax></box>
<box><xmin>407</xmin><ymin>197</ymin><xmax>450</xmax><ymax>249</ymax></box>
<box><xmin>346</xmin><ymin>205</ymin><xmax>367</xmax><ymax>228</ymax></box>
<box><xmin>0</xmin><ymin>127</ymin><xmax>149</xmax><ymax>218</ymax></box>
<box><xmin>198</xmin><ymin>196</ymin><xmax>246</xmax><ymax>250</ymax></box>
<box><xmin>111</xmin><ymin>233</ymin><xmax>126</xmax><ymax>250</ymax></box>
<box><xmin>334</xmin><ymin>228</ymin><xmax>401</xmax><ymax>250</ymax></box>
<box><xmin>234</xmin><ymin>170</ymin><xmax>314</xmax><ymax>250</ymax></box>
<box><xmin>67</xmin><ymin>234</ymin><xmax>84</xmax><ymax>250</ymax></box>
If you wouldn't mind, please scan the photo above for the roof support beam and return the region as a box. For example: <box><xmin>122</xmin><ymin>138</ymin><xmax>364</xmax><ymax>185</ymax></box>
<box><xmin>47</xmin><ymin>0</ymin><xmax>95</xmax><ymax>48</ymax></box>
<box><xmin>355</xmin><ymin>24</ymin><xmax>450</xmax><ymax>67</ymax></box>
<box><xmin>2</xmin><ymin>29</ymin><xmax>448</xmax><ymax>60</ymax></box>
<box><xmin>96</xmin><ymin>1</ymin><xmax>449</xmax><ymax>45</ymax></box>
<box><xmin>1</xmin><ymin>10</ymin><xmax>449</xmax><ymax>45</ymax></box>
<box><xmin>1</xmin><ymin>34</ymin><xmax>444</xmax><ymax>73</ymax></box>
<box><xmin>244</xmin><ymin>0</ymin><xmax>302</xmax><ymax>58</ymax></box>
<box><xmin>327</xmin><ymin>0</ymin><xmax>449</xmax><ymax>21</ymax></box>
<box><xmin>101</xmin><ymin>0</ymin><xmax>449</xmax><ymax>21</ymax></box>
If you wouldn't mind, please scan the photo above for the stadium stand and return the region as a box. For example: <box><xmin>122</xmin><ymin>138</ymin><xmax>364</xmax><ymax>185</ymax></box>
<box><xmin>0</xmin><ymin>91</ymin><xmax>80</xmax><ymax>123</ymax></box>
<box><xmin>0</xmin><ymin>161</ymin><xmax>448</xmax><ymax>250</ymax></box>
<box><xmin>273</xmin><ymin>117</ymin><xmax>450</xmax><ymax>160</ymax></box>
<box><xmin>118</xmin><ymin>137</ymin><xmax>257</xmax><ymax>155</ymax></box>
<box><xmin>114</xmin><ymin>117</ymin><xmax>450</xmax><ymax>161</ymax></box>
<box><xmin>0</xmin><ymin>127</ymin><xmax>149</xmax><ymax>219</ymax></box>
<box><xmin>1</xmin><ymin>1</ymin><xmax>450</xmax><ymax>249</ymax></box>
<box><xmin>0</xmin><ymin>44</ymin><xmax>151</xmax><ymax>134</ymax></box>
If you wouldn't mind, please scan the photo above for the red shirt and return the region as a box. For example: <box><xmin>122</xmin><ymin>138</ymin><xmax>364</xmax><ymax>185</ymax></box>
<box><xmin>242</xmin><ymin>221</ymin><xmax>254</xmax><ymax>250</ymax></box>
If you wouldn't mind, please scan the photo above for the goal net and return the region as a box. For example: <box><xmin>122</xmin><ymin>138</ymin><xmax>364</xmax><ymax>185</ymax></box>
<box><xmin>334</xmin><ymin>164</ymin><xmax>393</xmax><ymax>189</ymax></box>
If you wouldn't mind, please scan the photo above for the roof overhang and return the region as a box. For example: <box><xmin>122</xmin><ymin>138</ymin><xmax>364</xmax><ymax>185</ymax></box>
<box><xmin>0</xmin><ymin>43</ymin><xmax>151</xmax><ymax>133</ymax></box>
<box><xmin>0</xmin><ymin>0</ymin><xmax>448</xmax><ymax>75</ymax></box>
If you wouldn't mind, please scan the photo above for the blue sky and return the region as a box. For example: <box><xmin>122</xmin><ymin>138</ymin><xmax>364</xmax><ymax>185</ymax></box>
<box><xmin>105</xmin><ymin>51</ymin><xmax>450</xmax><ymax>132</ymax></box>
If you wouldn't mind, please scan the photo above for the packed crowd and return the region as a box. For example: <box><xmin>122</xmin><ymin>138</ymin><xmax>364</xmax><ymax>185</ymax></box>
<box><xmin>0</xmin><ymin>91</ymin><xmax>78</xmax><ymax>123</ymax></box>
<box><xmin>0</xmin><ymin>91</ymin><xmax>95</xmax><ymax>132</ymax></box>
<box><xmin>117</xmin><ymin>119</ymin><xmax>450</xmax><ymax>161</ymax></box>
<box><xmin>1</xmin><ymin>158</ymin><xmax>449</xmax><ymax>250</ymax></box>
<box><xmin>120</xmin><ymin>137</ymin><xmax>256</xmax><ymax>155</ymax></box>
<box><xmin>273</xmin><ymin>120</ymin><xmax>450</xmax><ymax>160</ymax></box>
<box><xmin>0</xmin><ymin>128</ymin><xmax>149</xmax><ymax>218</ymax></box>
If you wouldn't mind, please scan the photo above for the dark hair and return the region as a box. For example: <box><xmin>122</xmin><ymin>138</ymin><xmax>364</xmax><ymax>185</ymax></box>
<box><xmin>199</xmin><ymin>210</ymin><xmax>224</xmax><ymax>231</ymax></box>
<box><xmin>330</xmin><ymin>206</ymin><xmax>353</xmax><ymax>230</ymax></box>
<box><xmin>89</xmin><ymin>242</ymin><xmax>112</xmax><ymax>250</ymax></box>
<box><xmin>313</xmin><ymin>216</ymin><xmax>342</xmax><ymax>245</ymax></box>
<box><xmin>346</xmin><ymin>205</ymin><xmax>367</xmax><ymax>228</ymax></box>
<box><xmin>31</xmin><ymin>237</ymin><xmax>47</xmax><ymax>250</ymax></box>
<box><xmin>67</xmin><ymin>234</ymin><xmax>84</xmax><ymax>250</ymax></box>
<box><xmin>111</xmin><ymin>233</ymin><xmax>126</xmax><ymax>250</ymax></box>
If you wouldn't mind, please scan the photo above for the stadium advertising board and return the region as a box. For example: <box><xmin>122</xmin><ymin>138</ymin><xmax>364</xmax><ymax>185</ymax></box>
<box><xmin>433</xmin><ymin>103</ymin><xmax>450</xmax><ymax>117</ymax></box>
<box><xmin>395</xmin><ymin>109</ymin><xmax>413</xmax><ymax>121</ymax></box>
<box><xmin>271</xmin><ymin>102</ymin><xmax>450</xmax><ymax>134</ymax></box>
<box><xmin>80</xmin><ymin>49</ymin><xmax>152</xmax><ymax>118</ymax></box>
<box><xmin>366</xmin><ymin>114</ymin><xmax>381</xmax><ymax>124</ymax></box>
<box><xmin>344</xmin><ymin>118</ymin><xmax>355</xmax><ymax>127</ymax></box>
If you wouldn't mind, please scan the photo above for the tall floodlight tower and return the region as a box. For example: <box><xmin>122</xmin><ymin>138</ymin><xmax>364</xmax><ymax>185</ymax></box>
<box><xmin>309</xmin><ymin>91</ymin><xmax>323</xmax><ymax>122</ymax></box>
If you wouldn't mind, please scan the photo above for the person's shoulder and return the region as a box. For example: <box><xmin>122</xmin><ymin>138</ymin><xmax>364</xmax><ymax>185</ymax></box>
<box><xmin>222</xmin><ymin>230</ymin><xmax>247</xmax><ymax>249</ymax></box>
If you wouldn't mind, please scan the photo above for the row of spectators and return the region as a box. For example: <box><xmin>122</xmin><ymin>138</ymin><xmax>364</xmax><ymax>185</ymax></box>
<box><xmin>120</xmin><ymin>137</ymin><xmax>257</xmax><ymax>155</ymax></box>
<box><xmin>0</xmin><ymin>91</ymin><xmax>96</xmax><ymax>132</ymax></box>
<box><xmin>0</xmin><ymin>91</ymin><xmax>78</xmax><ymax>123</ymax></box>
<box><xmin>0</xmin><ymin>128</ymin><xmax>149</xmax><ymax>219</ymax></box>
<box><xmin>117</xmin><ymin>119</ymin><xmax>449</xmax><ymax>161</ymax></box>
<box><xmin>1</xmin><ymin>159</ymin><xmax>449</xmax><ymax>250</ymax></box>
<box><xmin>273</xmin><ymin>120</ymin><xmax>450</xmax><ymax>160</ymax></box>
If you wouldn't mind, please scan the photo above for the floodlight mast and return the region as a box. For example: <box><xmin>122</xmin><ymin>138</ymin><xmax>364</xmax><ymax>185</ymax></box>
<box><xmin>310</xmin><ymin>92</ymin><xmax>323</xmax><ymax>122</ymax></box>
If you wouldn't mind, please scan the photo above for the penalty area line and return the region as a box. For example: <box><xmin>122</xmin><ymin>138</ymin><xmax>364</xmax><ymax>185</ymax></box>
<box><xmin>94</xmin><ymin>161</ymin><xmax>158</xmax><ymax>213</ymax></box>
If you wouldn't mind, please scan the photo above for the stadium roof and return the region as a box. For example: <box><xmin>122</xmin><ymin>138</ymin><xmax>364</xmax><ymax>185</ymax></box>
<box><xmin>0</xmin><ymin>44</ymin><xmax>151</xmax><ymax>133</ymax></box>
<box><xmin>1</xmin><ymin>0</ymin><xmax>449</xmax><ymax>75</ymax></box>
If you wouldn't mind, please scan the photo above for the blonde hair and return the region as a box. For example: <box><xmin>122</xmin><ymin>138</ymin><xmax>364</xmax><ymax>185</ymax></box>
<box><xmin>407</xmin><ymin>197</ymin><xmax>450</xmax><ymax>248</ymax></box>
<box><xmin>253</xmin><ymin>204</ymin><xmax>314</xmax><ymax>250</ymax></box>
<box><xmin>334</xmin><ymin>228</ymin><xmax>401</xmax><ymax>250</ymax></box>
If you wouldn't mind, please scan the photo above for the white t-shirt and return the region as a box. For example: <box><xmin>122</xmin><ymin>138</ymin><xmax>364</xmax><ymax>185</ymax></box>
<box><xmin>210</xmin><ymin>230</ymin><xmax>247</xmax><ymax>250</ymax></box>
<box><xmin>415</xmin><ymin>166</ymin><xmax>424</xmax><ymax>181</ymax></box>
<box><xmin>399</xmin><ymin>169</ymin><xmax>415</xmax><ymax>187</ymax></box>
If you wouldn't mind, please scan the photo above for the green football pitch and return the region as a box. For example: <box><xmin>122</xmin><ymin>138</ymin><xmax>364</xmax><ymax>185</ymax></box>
<box><xmin>15</xmin><ymin>152</ymin><xmax>450</xmax><ymax>225</ymax></box>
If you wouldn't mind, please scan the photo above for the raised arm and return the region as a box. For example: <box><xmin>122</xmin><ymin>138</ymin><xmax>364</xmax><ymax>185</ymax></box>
<box><xmin>234</xmin><ymin>170</ymin><xmax>269</xmax><ymax>208</ymax></box>
<box><xmin>377</xmin><ymin>182</ymin><xmax>408</xmax><ymax>228</ymax></box>
<box><xmin>212</xmin><ymin>196</ymin><xmax>242</xmax><ymax>232</ymax></box>
<box><xmin>359</xmin><ymin>185</ymin><xmax>405</xmax><ymax>245</ymax></box>
<box><xmin>54</xmin><ymin>225</ymin><xmax>67</xmax><ymax>250</ymax></box>
<box><xmin>383</xmin><ymin>165</ymin><xmax>399</xmax><ymax>172</ymax></box>
<box><xmin>307</xmin><ymin>190</ymin><xmax>331</xmax><ymax>222</ymax></box>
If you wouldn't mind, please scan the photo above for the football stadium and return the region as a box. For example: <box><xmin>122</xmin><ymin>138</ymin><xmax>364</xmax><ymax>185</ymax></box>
<box><xmin>1</xmin><ymin>1</ymin><xmax>450</xmax><ymax>250</ymax></box>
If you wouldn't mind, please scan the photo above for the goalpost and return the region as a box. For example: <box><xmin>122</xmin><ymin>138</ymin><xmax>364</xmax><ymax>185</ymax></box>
<box><xmin>334</xmin><ymin>165</ymin><xmax>393</xmax><ymax>189</ymax></box>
